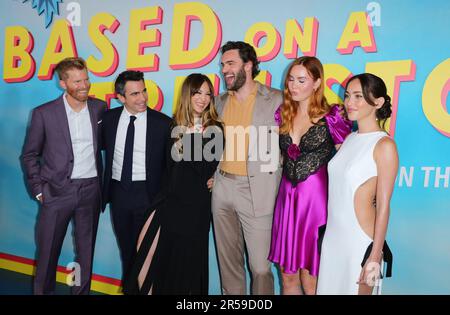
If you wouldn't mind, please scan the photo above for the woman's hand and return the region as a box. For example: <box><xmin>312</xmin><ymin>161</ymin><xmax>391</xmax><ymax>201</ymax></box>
<box><xmin>207</xmin><ymin>177</ymin><xmax>214</xmax><ymax>191</ymax></box>
<box><xmin>358</xmin><ymin>255</ymin><xmax>382</xmax><ymax>287</ymax></box>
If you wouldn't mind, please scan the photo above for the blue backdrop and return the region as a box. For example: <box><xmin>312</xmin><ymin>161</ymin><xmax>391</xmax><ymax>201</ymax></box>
<box><xmin>0</xmin><ymin>0</ymin><xmax>449</xmax><ymax>294</ymax></box>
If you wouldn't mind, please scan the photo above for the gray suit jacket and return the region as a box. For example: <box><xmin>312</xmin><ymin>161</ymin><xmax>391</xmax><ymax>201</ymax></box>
<box><xmin>215</xmin><ymin>82</ymin><xmax>283</xmax><ymax>217</ymax></box>
<box><xmin>21</xmin><ymin>94</ymin><xmax>107</xmax><ymax>204</ymax></box>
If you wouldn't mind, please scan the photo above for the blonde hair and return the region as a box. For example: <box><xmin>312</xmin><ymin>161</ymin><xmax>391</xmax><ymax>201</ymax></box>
<box><xmin>279</xmin><ymin>56</ymin><xmax>330</xmax><ymax>134</ymax></box>
<box><xmin>173</xmin><ymin>73</ymin><xmax>221</xmax><ymax>129</ymax></box>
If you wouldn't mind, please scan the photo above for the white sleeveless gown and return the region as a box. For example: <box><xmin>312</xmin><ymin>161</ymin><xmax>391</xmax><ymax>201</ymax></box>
<box><xmin>317</xmin><ymin>131</ymin><xmax>388</xmax><ymax>295</ymax></box>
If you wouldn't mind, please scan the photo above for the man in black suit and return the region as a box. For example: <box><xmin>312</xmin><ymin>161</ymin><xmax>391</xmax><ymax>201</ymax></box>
<box><xmin>102</xmin><ymin>70</ymin><xmax>171</xmax><ymax>281</ymax></box>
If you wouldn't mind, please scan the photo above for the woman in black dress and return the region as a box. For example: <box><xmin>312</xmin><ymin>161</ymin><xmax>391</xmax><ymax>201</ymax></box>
<box><xmin>122</xmin><ymin>73</ymin><xmax>223</xmax><ymax>295</ymax></box>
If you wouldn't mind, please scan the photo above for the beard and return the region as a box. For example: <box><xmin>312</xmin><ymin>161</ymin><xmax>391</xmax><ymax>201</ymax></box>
<box><xmin>66</xmin><ymin>87</ymin><xmax>90</xmax><ymax>102</ymax></box>
<box><xmin>226</xmin><ymin>67</ymin><xmax>247</xmax><ymax>91</ymax></box>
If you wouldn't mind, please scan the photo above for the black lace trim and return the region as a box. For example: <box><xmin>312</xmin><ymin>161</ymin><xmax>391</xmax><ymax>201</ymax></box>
<box><xmin>280</xmin><ymin>123</ymin><xmax>334</xmax><ymax>186</ymax></box>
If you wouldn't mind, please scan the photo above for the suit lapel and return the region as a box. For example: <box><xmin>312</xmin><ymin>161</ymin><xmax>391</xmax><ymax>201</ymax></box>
<box><xmin>145</xmin><ymin>108</ymin><xmax>152</xmax><ymax>169</ymax></box>
<box><xmin>217</xmin><ymin>84</ymin><xmax>272</xmax><ymax>154</ymax></box>
<box><xmin>249</xmin><ymin>83</ymin><xmax>273</xmax><ymax>154</ymax></box>
<box><xmin>55</xmin><ymin>94</ymin><xmax>74</xmax><ymax>157</ymax></box>
<box><xmin>252</xmin><ymin>82</ymin><xmax>273</xmax><ymax>126</ymax></box>
<box><xmin>108</xmin><ymin>107</ymin><xmax>123</xmax><ymax>165</ymax></box>
<box><xmin>87</xmin><ymin>99</ymin><xmax>98</xmax><ymax>153</ymax></box>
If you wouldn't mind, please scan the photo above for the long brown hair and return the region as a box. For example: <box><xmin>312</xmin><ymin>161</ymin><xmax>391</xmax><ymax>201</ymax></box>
<box><xmin>279</xmin><ymin>56</ymin><xmax>330</xmax><ymax>134</ymax></box>
<box><xmin>173</xmin><ymin>73</ymin><xmax>221</xmax><ymax>129</ymax></box>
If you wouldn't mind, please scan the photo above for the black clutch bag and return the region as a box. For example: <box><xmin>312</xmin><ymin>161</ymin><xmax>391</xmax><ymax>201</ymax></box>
<box><xmin>361</xmin><ymin>240</ymin><xmax>393</xmax><ymax>278</ymax></box>
<box><xmin>317</xmin><ymin>224</ymin><xmax>326</xmax><ymax>255</ymax></box>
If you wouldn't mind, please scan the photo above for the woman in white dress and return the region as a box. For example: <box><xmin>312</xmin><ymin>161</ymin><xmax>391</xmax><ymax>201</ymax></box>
<box><xmin>317</xmin><ymin>73</ymin><xmax>399</xmax><ymax>295</ymax></box>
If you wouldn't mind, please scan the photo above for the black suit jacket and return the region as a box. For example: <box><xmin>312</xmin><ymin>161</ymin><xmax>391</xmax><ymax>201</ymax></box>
<box><xmin>101</xmin><ymin>106</ymin><xmax>172</xmax><ymax>211</ymax></box>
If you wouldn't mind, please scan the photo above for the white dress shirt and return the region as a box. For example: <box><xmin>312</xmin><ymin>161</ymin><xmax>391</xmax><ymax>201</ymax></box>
<box><xmin>112</xmin><ymin>107</ymin><xmax>147</xmax><ymax>181</ymax></box>
<box><xmin>63</xmin><ymin>93</ymin><xmax>97</xmax><ymax>179</ymax></box>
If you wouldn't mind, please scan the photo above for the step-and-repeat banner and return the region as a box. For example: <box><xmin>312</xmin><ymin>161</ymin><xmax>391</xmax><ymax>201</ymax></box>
<box><xmin>0</xmin><ymin>0</ymin><xmax>449</xmax><ymax>294</ymax></box>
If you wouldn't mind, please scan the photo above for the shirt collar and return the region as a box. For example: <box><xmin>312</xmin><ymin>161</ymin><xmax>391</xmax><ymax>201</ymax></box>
<box><xmin>122</xmin><ymin>106</ymin><xmax>147</xmax><ymax>120</ymax></box>
<box><xmin>63</xmin><ymin>92</ymin><xmax>88</xmax><ymax>114</ymax></box>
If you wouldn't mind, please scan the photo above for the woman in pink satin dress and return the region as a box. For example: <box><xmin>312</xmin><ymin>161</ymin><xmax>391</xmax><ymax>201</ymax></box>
<box><xmin>268</xmin><ymin>56</ymin><xmax>352</xmax><ymax>295</ymax></box>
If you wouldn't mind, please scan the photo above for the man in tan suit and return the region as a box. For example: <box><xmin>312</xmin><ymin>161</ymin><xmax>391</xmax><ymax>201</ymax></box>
<box><xmin>212</xmin><ymin>41</ymin><xmax>282</xmax><ymax>295</ymax></box>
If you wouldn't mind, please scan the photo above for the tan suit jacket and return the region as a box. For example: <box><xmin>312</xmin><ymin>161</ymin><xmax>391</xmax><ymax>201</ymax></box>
<box><xmin>215</xmin><ymin>82</ymin><xmax>282</xmax><ymax>217</ymax></box>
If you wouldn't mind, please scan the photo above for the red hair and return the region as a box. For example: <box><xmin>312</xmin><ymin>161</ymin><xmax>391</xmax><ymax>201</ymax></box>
<box><xmin>279</xmin><ymin>56</ymin><xmax>330</xmax><ymax>134</ymax></box>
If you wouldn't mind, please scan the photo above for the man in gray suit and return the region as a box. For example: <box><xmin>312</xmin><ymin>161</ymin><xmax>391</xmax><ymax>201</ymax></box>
<box><xmin>212</xmin><ymin>41</ymin><xmax>282</xmax><ymax>295</ymax></box>
<box><xmin>21</xmin><ymin>57</ymin><xmax>107</xmax><ymax>294</ymax></box>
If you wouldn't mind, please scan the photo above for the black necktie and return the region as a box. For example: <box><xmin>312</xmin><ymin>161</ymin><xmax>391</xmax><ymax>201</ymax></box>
<box><xmin>121</xmin><ymin>115</ymin><xmax>136</xmax><ymax>190</ymax></box>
